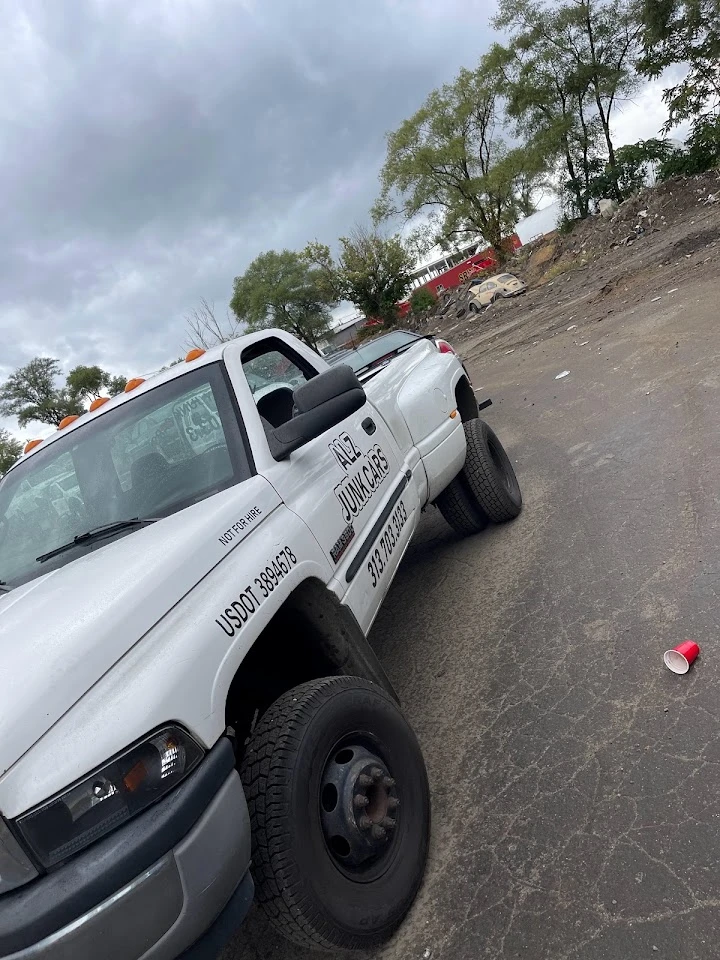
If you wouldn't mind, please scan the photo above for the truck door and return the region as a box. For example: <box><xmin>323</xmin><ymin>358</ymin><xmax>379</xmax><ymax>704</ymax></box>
<box><xmin>235</xmin><ymin>336</ymin><xmax>420</xmax><ymax>632</ymax></box>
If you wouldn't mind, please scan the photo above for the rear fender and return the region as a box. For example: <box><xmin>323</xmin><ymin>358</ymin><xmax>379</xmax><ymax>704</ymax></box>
<box><xmin>397</xmin><ymin>352</ymin><xmax>467</xmax><ymax>446</ymax></box>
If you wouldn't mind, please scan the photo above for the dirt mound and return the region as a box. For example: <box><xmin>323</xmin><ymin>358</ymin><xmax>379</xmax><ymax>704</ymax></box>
<box><xmin>403</xmin><ymin>170</ymin><xmax>720</xmax><ymax>339</ymax></box>
<box><xmin>671</xmin><ymin>226</ymin><xmax>720</xmax><ymax>257</ymax></box>
<box><xmin>527</xmin><ymin>238</ymin><xmax>559</xmax><ymax>270</ymax></box>
<box><xmin>525</xmin><ymin>170</ymin><xmax>720</xmax><ymax>283</ymax></box>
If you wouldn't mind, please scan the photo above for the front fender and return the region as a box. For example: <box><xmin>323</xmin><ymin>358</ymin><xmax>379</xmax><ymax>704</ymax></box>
<box><xmin>0</xmin><ymin>507</ymin><xmax>331</xmax><ymax>818</ymax></box>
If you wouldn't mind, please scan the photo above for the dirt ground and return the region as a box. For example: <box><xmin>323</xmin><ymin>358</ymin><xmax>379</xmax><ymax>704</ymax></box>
<box><xmin>223</xmin><ymin>174</ymin><xmax>720</xmax><ymax>960</ymax></box>
<box><xmin>434</xmin><ymin>170</ymin><xmax>720</xmax><ymax>368</ymax></box>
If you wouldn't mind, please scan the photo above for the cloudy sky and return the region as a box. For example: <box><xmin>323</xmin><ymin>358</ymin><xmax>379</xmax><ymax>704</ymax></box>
<box><xmin>2</xmin><ymin>0</ymin><xmax>681</xmax><ymax>437</ymax></box>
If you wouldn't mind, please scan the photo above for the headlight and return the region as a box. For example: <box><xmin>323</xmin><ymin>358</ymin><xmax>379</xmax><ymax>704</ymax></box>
<box><xmin>16</xmin><ymin>726</ymin><xmax>203</xmax><ymax>868</ymax></box>
<box><xmin>0</xmin><ymin>819</ymin><xmax>38</xmax><ymax>894</ymax></box>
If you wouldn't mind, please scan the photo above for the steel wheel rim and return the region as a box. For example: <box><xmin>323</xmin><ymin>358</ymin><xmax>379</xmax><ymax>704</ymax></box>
<box><xmin>318</xmin><ymin>737</ymin><xmax>400</xmax><ymax>882</ymax></box>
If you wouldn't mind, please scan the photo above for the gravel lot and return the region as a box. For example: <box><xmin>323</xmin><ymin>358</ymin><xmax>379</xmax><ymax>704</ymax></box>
<box><xmin>224</xmin><ymin>185</ymin><xmax>720</xmax><ymax>960</ymax></box>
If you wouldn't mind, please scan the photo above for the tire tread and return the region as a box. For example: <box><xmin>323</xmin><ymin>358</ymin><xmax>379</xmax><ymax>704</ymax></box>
<box><xmin>437</xmin><ymin>418</ymin><xmax>521</xmax><ymax>535</ymax></box>
<box><xmin>241</xmin><ymin>676</ymin><xmax>414</xmax><ymax>951</ymax></box>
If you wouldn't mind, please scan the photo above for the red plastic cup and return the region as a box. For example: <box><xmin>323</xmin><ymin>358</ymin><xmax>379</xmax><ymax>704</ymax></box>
<box><xmin>664</xmin><ymin>640</ymin><xmax>700</xmax><ymax>674</ymax></box>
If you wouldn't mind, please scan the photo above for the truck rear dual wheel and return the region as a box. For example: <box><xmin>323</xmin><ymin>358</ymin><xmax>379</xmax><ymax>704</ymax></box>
<box><xmin>240</xmin><ymin>676</ymin><xmax>430</xmax><ymax>951</ymax></box>
<box><xmin>436</xmin><ymin>417</ymin><xmax>522</xmax><ymax>536</ymax></box>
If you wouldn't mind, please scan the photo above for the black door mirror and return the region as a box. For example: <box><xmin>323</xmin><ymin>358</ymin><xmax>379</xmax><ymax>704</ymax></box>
<box><xmin>267</xmin><ymin>365</ymin><xmax>366</xmax><ymax>461</ymax></box>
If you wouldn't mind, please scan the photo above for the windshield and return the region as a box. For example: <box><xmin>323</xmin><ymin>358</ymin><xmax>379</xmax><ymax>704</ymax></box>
<box><xmin>328</xmin><ymin>331</ymin><xmax>419</xmax><ymax>373</ymax></box>
<box><xmin>0</xmin><ymin>362</ymin><xmax>251</xmax><ymax>588</ymax></box>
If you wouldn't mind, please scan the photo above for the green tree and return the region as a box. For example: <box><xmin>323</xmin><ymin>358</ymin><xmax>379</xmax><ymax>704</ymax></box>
<box><xmin>658</xmin><ymin>116</ymin><xmax>720</xmax><ymax>178</ymax></box>
<box><xmin>493</xmin><ymin>0</ymin><xmax>640</xmax><ymax>204</ymax></box>
<box><xmin>0</xmin><ymin>358</ymin><xmax>81</xmax><ymax>428</ymax></box>
<box><xmin>230</xmin><ymin>250</ymin><xmax>334</xmax><ymax>350</ymax></box>
<box><xmin>160</xmin><ymin>357</ymin><xmax>185</xmax><ymax>371</ymax></box>
<box><xmin>409</xmin><ymin>287</ymin><xmax>437</xmax><ymax>315</ymax></box>
<box><xmin>304</xmin><ymin>228</ymin><xmax>415</xmax><ymax>325</ymax></box>
<box><xmin>372</xmin><ymin>63</ymin><xmax>547</xmax><ymax>253</ymax></box>
<box><xmin>66</xmin><ymin>365</ymin><xmax>127</xmax><ymax>400</ymax></box>
<box><xmin>485</xmin><ymin>34</ymin><xmax>602</xmax><ymax>218</ymax></box>
<box><xmin>0</xmin><ymin>358</ymin><xmax>126</xmax><ymax>428</ymax></box>
<box><xmin>0</xmin><ymin>429</ymin><xmax>22</xmax><ymax>476</ymax></box>
<box><xmin>639</xmin><ymin>0</ymin><xmax>720</xmax><ymax>134</ymax></box>
<box><xmin>588</xmin><ymin>138</ymin><xmax>675</xmax><ymax>197</ymax></box>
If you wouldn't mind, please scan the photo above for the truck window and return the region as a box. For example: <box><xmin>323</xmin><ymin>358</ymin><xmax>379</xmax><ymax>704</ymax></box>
<box><xmin>0</xmin><ymin>363</ymin><xmax>252</xmax><ymax>588</ymax></box>
<box><xmin>110</xmin><ymin>382</ymin><xmax>226</xmax><ymax>491</ymax></box>
<box><xmin>242</xmin><ymin>339</ymin><xmax>318</xmax><ymax>429</ymax></box>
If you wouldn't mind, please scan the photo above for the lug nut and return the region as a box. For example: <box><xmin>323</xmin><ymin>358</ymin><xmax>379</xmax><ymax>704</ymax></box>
<box><xmin>381</xmin><ymin>816</ymin><xmax>396</xmax><ymax>830</ymax></box>
<box><xmin>353</xmin><ymin>794</ymin><xmax>369</xmax><ymax>808</ymax></box>
<box><xmin>371</xmin><ymin>825</ymin><xmax>387</xmax><ymax>841</ymax></box>
<box><xmin>358</xmin><ymin>815</ymin><xmax>372</xmax><ymax>830</ymax></box>
<box><xmin>387</xmin><ymin>796</ymin><xmax>399</xmax><ymax>811</ymax></box>
<box><xmin>357</xmin><ymin>774</ymin><xmax>372</xmax><ymax>787</ymax></box>
<box><xmin>382</xmin><ymin>776</ymin><xmax>395</xmax><ymax>788</ymax></box>
<box><xmin>370</xmin><ymin>767</ymin><xmax>383</xmax><ymax>780</ymax></box>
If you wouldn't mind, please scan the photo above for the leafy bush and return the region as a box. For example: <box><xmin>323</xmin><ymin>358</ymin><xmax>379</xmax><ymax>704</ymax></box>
<box><xmin>587</xmin><ymin>139</ymin><xmax>675</xmax><ymax>200</ymax></box>
<box><xmin>658</xmin><ymin>117</ymin><xmax>720</xmax><ymax>180</ymax></box>
<box><xmin>558</xmin><ymin>214</ymin><xmax>583</xmax><ymax>236</ymax></box>
<box><xmin>409</xmin><ymin>287</ymin><xmax>437</xmax><ymax>314</ymax></box>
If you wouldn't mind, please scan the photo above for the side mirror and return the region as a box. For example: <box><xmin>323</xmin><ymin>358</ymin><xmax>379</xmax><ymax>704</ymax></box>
<box><xmin>267</xmin><ymin>365</ymin><xmax>366</xmax><ymax>461</ymax></box>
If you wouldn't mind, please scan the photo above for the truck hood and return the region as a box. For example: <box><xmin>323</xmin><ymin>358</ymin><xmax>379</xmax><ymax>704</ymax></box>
<box><xmin>0</xmin><ymin>477</ymin><xmax>279</xmax><ymax>778</ymax></box>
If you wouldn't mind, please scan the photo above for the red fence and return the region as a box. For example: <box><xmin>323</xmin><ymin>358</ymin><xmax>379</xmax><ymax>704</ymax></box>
<box><xmin>396</xmin><ymin>235</ymin><xmax>521</xmax><ymax>317</ymax></box>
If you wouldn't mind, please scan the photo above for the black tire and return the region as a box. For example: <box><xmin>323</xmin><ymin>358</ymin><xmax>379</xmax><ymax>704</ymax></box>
<box><xmin>434</xmin><ymin>469</ymin><xmax>489</xmax><ymax>537</ymax></box>
<box><xmin>436</xmin><ymin>418</ymin><xmax>522</xmax><ymax>535</ymax></box>
<box><xmin>468</xmin><ymin>302</ymin><xmax>479</xmax><ymax>314</ymax></box>
<box><xmin>240</xmin><ymin>676</ymin><xmax>430</xmax><ymax>952</ymax></box>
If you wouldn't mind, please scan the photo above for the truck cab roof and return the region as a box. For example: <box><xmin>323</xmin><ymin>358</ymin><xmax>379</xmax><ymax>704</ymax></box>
<box><xmin>10</xmin><ymin>330</ymin><xmax>308</xmax><ymax>471</ymax></box>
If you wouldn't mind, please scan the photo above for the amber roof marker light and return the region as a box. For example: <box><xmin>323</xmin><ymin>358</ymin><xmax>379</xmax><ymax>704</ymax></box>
<box><xmin>57</xmin><ymin>415</ymin><xmax>79</xmax><ymax>430</ymax></box>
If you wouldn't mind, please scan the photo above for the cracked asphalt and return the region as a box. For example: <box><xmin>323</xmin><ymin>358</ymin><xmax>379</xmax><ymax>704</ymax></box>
<box><xmin>223</xmin><ymin>272</ymin><xmax>720</xmax><ymax>960</ymax></box>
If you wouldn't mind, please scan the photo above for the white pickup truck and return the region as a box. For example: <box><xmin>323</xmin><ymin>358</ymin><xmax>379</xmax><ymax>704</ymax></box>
<box><xmin>0</xmin><ymin>328</ymin><xmax>522</xmax><ymax>959</ymax></box>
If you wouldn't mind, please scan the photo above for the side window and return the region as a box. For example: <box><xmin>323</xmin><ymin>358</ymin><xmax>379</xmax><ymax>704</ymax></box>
<box><xmin>485</xmin><ymin>282</ymin><xmax>497</xmax><ymax>290</ymax></box>
<box><xmin>242</xmin><ymin>341</ymin><xmax>319</xmax><ymax>429</ymax></box>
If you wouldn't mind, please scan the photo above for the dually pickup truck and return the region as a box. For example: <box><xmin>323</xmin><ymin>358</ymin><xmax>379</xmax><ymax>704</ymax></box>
<box><xmin>0</xmin><ymin>328</ymin><xmax>522</xmax><ymax>959</ymax></box>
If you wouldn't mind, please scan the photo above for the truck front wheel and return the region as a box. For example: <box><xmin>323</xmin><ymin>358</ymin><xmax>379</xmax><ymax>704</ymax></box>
<box><xmin>240</xmin><ymin>676</ymin><xmax>430</xmax><ymax>951</ymax></box>
<box><xmin>436</xmin><ymin>417</ymin><xmax>522</xmax><ymax>536</ymax></box>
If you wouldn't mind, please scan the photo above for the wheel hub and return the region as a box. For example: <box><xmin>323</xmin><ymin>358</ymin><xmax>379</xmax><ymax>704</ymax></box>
<box><xmin>319</xmin><ymin>745</ymin><xmax>400</xmax><ymax>870</ymax></box>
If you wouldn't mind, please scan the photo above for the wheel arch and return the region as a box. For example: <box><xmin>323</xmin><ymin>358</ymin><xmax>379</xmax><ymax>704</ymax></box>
<box><xmin>225</xmin><ymin>577</ymin><xmax>398</xmax><ymax>757</ymax></box>
<box><xmin>454</xmin><ymin>374</ymin><xmax>479</xmax><ymax>422</ymax></box>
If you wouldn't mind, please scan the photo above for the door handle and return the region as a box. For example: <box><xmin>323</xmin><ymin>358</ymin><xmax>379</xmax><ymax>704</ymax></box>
<box><xmin>362</xmin><ymin>417</ymin><xmax>376</xmax><ymax>435</ymax></box>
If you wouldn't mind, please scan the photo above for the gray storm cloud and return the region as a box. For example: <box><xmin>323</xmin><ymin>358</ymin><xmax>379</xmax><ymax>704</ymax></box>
<box><xmin>1</xmin><ymin>0</ymin><xmax>494</xmax><ymax>414</ymax></box>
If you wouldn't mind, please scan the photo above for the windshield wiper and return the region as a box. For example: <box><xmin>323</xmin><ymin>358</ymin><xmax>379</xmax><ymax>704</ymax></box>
<box><xmin>36</xmin><ymin>518</ymin><xmax>159</xmax><ymax>564</ymax></box>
